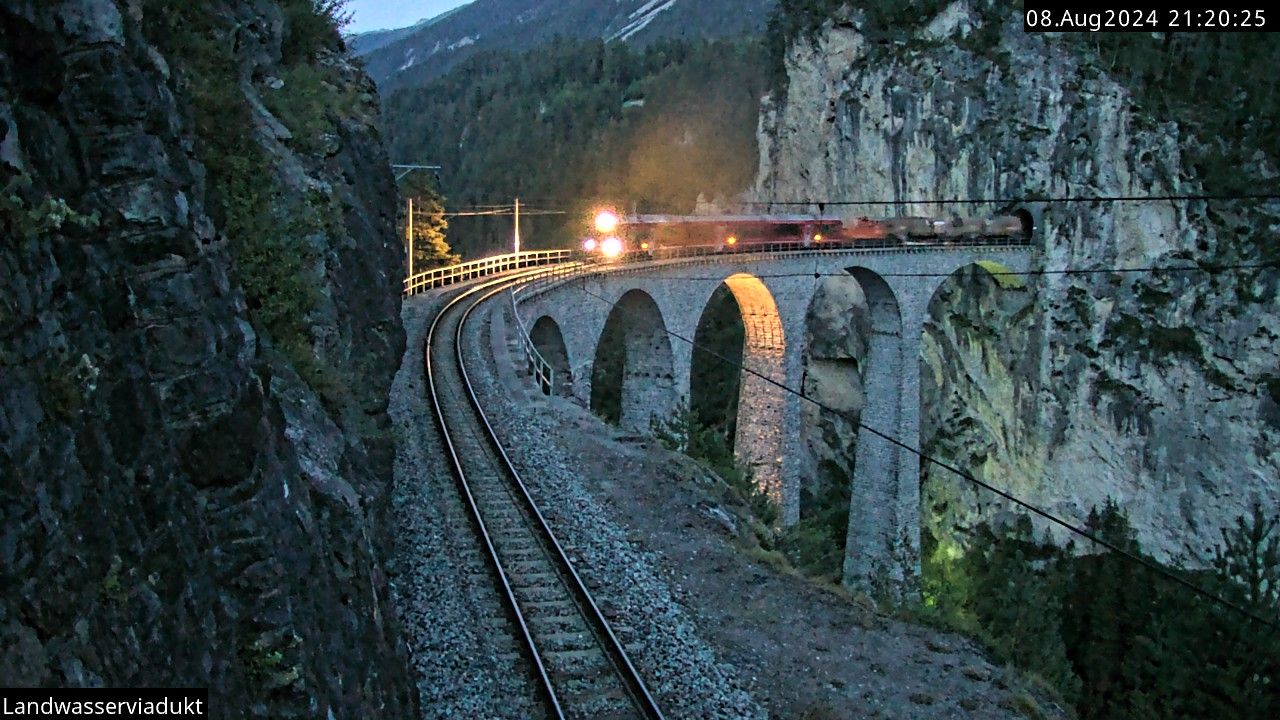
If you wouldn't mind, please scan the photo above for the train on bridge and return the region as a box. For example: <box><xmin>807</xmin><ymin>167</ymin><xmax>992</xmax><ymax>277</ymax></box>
<box><xmin>581</xmin><ymin>208</ymin><xmax>1034</xmax><ymax>258</ymax></box>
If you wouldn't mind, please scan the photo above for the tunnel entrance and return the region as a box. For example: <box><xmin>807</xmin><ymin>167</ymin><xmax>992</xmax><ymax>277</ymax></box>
<box><xmin>530</xmin><ymin>316</ymin><xmax>572</xmax><ymax>396</ymax></box>
<box><xmin>589</xmin><ymin>289</ymin><xmax>676</xmax><ymax>429</ymax></box>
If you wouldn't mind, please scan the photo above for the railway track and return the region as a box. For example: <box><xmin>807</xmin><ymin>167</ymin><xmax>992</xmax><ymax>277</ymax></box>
<box><xmin>424</xmin><ymin>273</ymin><xmax>665</xmax><ymax>720</ymax></box>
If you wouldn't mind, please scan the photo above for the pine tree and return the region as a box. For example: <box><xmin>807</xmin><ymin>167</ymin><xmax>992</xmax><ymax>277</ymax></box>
<box><xmin>1122</xmin><ymin>505</ymin><xmax>1279</xmax><ymax>720</ymax></box>
<box><xmin>1059</xmin><ymin>500</ymin><xmax>1156</xmax><ymax>719</ymax></box>
<box><xmin>1203</xmin><ymin>504</ymin><xmax>1280</xmax><ymax>720</ymax></box>
<box><xmin>966</xmin><ymin>516</ymin><xmax>1082</xmax><ymax>704</ymax></box>
<box><xmin>398</xmin><ymin>173</ymin><xmax>459</xmax><ymax>270</ymax></box>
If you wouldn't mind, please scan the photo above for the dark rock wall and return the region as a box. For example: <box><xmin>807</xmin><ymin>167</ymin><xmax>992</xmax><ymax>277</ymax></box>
<box><xmin>0</xmin><ymin>1</ymin><xmax>414</xmax><ymax>715</ymax></box>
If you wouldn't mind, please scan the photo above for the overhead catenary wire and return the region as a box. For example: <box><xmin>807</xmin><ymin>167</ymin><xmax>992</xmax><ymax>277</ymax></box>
<box><xmin>565</xmin><ymin>280</ymin><xmax>1278</xmax><ymax>631</ymax></box>
<box><xmin>418</xmin><ymin>190</ymin><xmax>1280</xmax><ymax>223</ymax></box>
<box><xmin>445</xmin><ymin>205</ymin><xmax>570</xmax><ymax>212</ymax></box>
<box><xmin>436</xmin><ymin>208</ymin><xmax>570</xmax><ymax>218</ymax></box>
<box><xmin>443</xmin><ymin>210</ymin><xmax>569</xmax><ymax>217</ymax></box>
<box><xmin>744</xmin><ymin>191</ymin><xmax>1280</xmax><ymax>207</ymax></box>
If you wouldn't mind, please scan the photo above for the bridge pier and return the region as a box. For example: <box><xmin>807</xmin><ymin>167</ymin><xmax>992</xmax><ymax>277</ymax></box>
<box><xmin>841</xmin><ymin>268</ymin><xmax>933</xmax><ymax>596</ymax></box>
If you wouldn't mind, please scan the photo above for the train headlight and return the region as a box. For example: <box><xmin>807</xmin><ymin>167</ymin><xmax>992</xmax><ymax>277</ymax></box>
<box><xmin>726</xmin><ymin>236</ymin><xmax>738</xmax><ymax>246</ymax></box>
<box><xmin>601</xmin><ymin>236</ymin><xmax>624</xmax><ymax>259</ymax></box>
<box><xmin>594</xmin><ymin>210</ymin><xmax>621</xmax><ymax>235</ymax></box>
<box><xmin>582</xmin><ymin>237</ymin><xmax>598</xmax><ymax>252</ymax></box>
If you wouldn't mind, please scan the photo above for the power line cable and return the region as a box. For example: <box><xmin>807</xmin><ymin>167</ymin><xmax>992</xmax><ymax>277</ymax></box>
<box><xmin>440</xmin><ymin>210</ymin><xmax>570</xmax><ymax>218</ymax></box>
<box><xmin>744</xmin><ymin>192</ymin><xmax>1280</xmax><ymax>207</ymax></box>
<box><xmin>563</xmin><ymin>281</ymin><xmax>1278</xmax><ymax>631</ymax></box>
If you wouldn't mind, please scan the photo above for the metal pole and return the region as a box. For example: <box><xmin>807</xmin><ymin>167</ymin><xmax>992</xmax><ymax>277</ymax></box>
<box><xmin>514</xmin><ymin>197</ymin><xmax>521</xmax><ymax>255</ymax></box>
<box><xmin>407</xmin><ymin>197</ymin><xmax>417</xmax><ymax>279</ymax></box>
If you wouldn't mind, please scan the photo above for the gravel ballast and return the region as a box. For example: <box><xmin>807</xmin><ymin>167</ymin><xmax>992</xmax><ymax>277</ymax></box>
<box><xmin>389</xmin><ymin>291</ymin><xmax>538</xmax><ymax>719</ymax></box>
<box><xmin>462</xmin><ymin>295</ymin><xmax>767</xmax><ymax>719</ymax></box>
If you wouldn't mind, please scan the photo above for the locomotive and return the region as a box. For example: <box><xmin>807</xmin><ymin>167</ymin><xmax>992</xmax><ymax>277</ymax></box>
<box><xmin>581</xmin><ymin>209</ymin><xmax>1033</xmax><ymax>258</ymax></box>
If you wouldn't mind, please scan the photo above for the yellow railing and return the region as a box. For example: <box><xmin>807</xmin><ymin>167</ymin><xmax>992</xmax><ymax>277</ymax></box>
<box><xmin>403</xmin><ymin>250</ymin><xmax>575</xmax><ymax>296</ymax></box>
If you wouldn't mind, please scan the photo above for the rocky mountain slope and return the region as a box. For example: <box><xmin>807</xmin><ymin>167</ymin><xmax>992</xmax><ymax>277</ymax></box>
<box><xmin>0</xmin><ymin>1</ymin><xmax>415</xmax><ymax>713</ymax></box>
<box><xmin>348</xmin><ymin>6</ymin><xmax>466</xmax><ymax>57</ymax></box>
<box><xmin>756</xmin><ymin>1</ymin><xmax>1279</xmax><ymax>565</ymax></box>
<box><xmin>354</xmin><ymin>0</ymin><xmax>776</xmax><ymax>90</ymax></box>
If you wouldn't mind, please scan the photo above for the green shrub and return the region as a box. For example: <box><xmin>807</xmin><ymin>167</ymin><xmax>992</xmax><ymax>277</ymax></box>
<box><xmin>140</xmin><ymin>2</ymin><xmax>348</xmax><ymax>391</ymax></box>
<box><xmin>921</xmin><ymin>501</ymin><xmax>1280</xmax><ymax>719</ymax></box>
<box><xmin>263</xmin><ymin>63</ymin><xmax>362</xmax><ymax>155</ymax></box>
<box><xmin>280</xmin><ymin>0</ymin><xmax>350</xmax><ymax>64</ymax></box>
<box><xmin>652</xmin><ymin>405</ymin><xmax>778</xmax><ymax>526</ymax></box>
<box><xmin>778</xmin><ymin>464</ymin><xmax>850</xmax><ymax>581</ymax></box>
<box><xmin>0</xmin><ymin>173</ymin><xmax>99</xmax><ymax>239</ymax></box>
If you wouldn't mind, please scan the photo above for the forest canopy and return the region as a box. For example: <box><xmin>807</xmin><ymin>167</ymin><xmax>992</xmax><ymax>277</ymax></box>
<box><xmin>382</xmin><ymin>38</ymin><xmax>765</xmax><ymax>257</ymax></box>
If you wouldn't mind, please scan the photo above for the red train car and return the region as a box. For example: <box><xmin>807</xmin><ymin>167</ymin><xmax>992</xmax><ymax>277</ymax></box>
<box><xmin>582</xmin><ymin>209</ymin><xmax>1032</xmax><ymax>257</ymax></box>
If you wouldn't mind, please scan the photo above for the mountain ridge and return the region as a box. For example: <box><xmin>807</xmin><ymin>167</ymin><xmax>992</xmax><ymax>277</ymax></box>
<box><xmin>354</xmin><ymin>0</ymin><xmax>775</xmax><ymax>89</ymax></box>
<box><xmin>347</xmin><ymin>5</ymin><xmax>466</xmax><ymax>56</ymax></box>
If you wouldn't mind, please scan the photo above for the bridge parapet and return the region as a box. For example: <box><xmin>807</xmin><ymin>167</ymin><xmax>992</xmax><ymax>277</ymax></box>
<box><xmin>404</xmin><ymin>250</ymin><xmax>573</xmax><ymax>296</ymax></box>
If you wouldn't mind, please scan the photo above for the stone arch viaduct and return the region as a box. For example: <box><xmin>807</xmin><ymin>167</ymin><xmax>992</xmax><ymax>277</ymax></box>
<box><xmin>515</xmin><ymin>246</ymin><xmax>1034</xmax><ymax>590</ymax></box>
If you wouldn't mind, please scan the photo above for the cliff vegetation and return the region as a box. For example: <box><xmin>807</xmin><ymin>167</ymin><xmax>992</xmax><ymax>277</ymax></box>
<box><xmin>0</xmin><ymin>1</ymin><xmax>414</xmax><ymax>714</ymax></box>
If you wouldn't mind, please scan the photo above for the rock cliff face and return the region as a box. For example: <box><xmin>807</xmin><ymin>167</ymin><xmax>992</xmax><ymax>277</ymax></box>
<box><xmin>0</xmin><ymin>1</ymin><xmax>414</xmax><ymax>714</ymax></box>
<box><xmin>757</xmin><ymin>1</ymin><xmax>1279</xmax><ymax>564</ymax></box>
<box><xmin>799</xmin><ymin>276</ymin><xmax>867</xmax><ymax>511</ymax></box>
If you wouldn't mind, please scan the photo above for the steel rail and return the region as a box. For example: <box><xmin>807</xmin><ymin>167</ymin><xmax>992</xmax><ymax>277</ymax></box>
<box><xmin>424</xmin><ymin>271</ymin><xmax>564</xmax><ymax>716</ymax></box>
<box><xmin>455</xmin><ymin>285</ymin><xmax>666</xmax><ymax>720</ymax></box>
<box><xmin>424</xmin><ymin>273</ymin><xmax>665</xmax><ymax>720</ymax></box>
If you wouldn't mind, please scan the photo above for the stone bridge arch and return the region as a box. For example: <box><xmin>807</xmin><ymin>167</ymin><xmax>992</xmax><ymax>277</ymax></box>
<box><xmin>590</xmin><ymin>288</ymin><xmax>678</xmax><ymax>430</ymax></box>
<box><xmin>839</xmin><ymin>257</ymin><xmax>1031</xmax><ymax>591</ymax></box>
<box><xmin>512</xmin><ymin>246</ymin><xmax>1037</xmax><ymax>593</ymax></box>
<box><xmin>917</xmin><ymin>258</ymin><xmax>1031</xmax><ymax>578</ymax></box>
<box><xmin>689</xmin><ymin>273</ymin><xmax>789</xmax><ymax>504</ymax></box>
<box><xmin>529</xmin><ymin>316</ymin><xmax>572</xmax><ymax>396</ymax></box>
<box><xmin>795</xmin><ymin>275</ymin><xmax>869</xmax><ymax>571</ymax></box>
